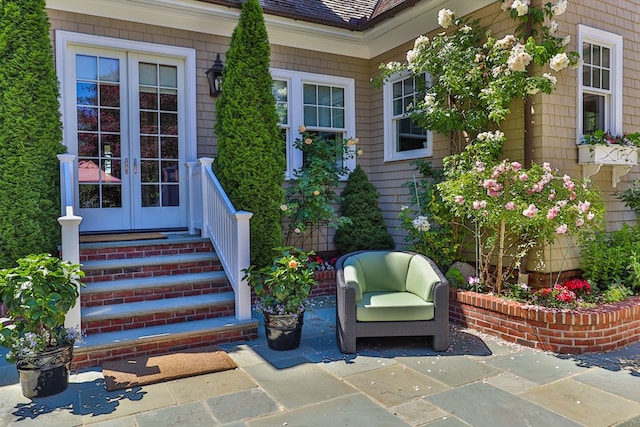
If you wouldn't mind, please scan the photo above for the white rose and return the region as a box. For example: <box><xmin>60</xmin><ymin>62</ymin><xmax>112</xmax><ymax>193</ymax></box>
<box><xmin>552</xmin><ymin>0</ymin><xmax>567</xmax><ymax>16</ymax></box>
<box><xmin>414</xmin><ymin>35</ymin><xmax>429</xmax><ymax>49</ymax></box>
<box><xmin>550</xmin><ymin>53</ymin><xmax>569</xmax><ymax>71</ymax></box>
<box><xmin>543</xmin><ymin>72</ymin><xmax>557</xmax><ymax>86</ymax></box>
<box><xmin>512</xmin><ymin>0</ymin><xmax>530</xmax><ymax>16</ymax></box>
<box><xmin>438</xmin><ymin>9</ymin><xmax>455</xmax><ymax>29</ymax></box>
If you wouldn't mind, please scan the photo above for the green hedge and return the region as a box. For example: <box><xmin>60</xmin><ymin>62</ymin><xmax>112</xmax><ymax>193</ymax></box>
<box><xmin>0</xmin><ymin>0</ymin><xmax>65</xmax><ymax>268</ymax></box>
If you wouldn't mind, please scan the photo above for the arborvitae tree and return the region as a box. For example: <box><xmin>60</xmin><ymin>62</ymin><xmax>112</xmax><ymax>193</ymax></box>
<box><xmin>0</xmin><ymin>0</ymin><xmax>65</xmax><ymax>268</ymax></box>
<box><xmin>334</xmin><ymin>165</ymin><xmax>394</xmax><ymax>253</ymax></box>
<box><xmin>213</xmin><ymin>0</ymin><xmax>285</xmax><ymax>267</ymax></box>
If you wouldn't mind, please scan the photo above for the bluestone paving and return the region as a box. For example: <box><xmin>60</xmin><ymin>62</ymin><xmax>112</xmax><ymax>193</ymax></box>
<box><xmin>0</xmin><ymin>296</ymin><xmax>638</xmax><ymax>426</ymax></box>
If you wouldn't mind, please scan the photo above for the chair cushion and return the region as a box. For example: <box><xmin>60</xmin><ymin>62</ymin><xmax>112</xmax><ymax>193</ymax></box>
<box><xmin>356</xmin><ymin>291</ymin><xmax>435</xmax><ymax>321</ymax></box>
<box><xmin>405</xmin><ymin>255</ymin><xmax>441</xmax><ymax>302</ymax></box>
<box><xmin>352</xmin><ymin>251</ymin><xmax>412</xmax><ymax>293</ymax></box>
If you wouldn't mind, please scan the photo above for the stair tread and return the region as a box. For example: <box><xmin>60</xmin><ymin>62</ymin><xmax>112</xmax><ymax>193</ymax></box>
<box><xmin>75</xmin><ymin>315</ymin><xmax>258</xmax><ymax>352</ymax></box>
<box><xmin>79</xmin><ymin>233</ymin><xmax>208</xmax><ymax>250</ymax></box>
<box><xmin>83</xmin><ymin>270</ymin><xmax>228</xmax><ymax>294</ymax></box>
<box><xmin>82</xmin><ymin>252</ymin><xmax>217</xmax><ymax>271</ymax></box>
<box><xmin>82</xmin><ymin>292</ymin><xmax>235</xmax><ymax>321</ymax></box>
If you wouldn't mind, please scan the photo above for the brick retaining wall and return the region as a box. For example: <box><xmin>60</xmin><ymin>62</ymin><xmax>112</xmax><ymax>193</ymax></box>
<box><xmin>449</xmin><ymin>289</ymin><xmax>640</xmax><ymax>354</ymax></box>
<box><xmin>311</xmin><ymin>271</ymin><xmax>640</xmax><ymax>354</ymax></box>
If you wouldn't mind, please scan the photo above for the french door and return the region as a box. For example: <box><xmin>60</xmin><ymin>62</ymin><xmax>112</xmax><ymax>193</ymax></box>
<box><xmin>66</xmin><ymin>47</ymin><xmax>187</xmax><ymax>232</ymax></box>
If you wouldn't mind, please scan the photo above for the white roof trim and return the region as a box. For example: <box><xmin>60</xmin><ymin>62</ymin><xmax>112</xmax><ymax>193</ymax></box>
<box><xmin>46</xmin><ymin>0</ymin><xmax>493</xmax><ymax>59</ymax></box>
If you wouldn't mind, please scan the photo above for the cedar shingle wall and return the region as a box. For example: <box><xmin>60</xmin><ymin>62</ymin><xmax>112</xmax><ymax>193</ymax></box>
<box><xmin>47</xmin><ymin>1</ymin><xmax>640</xmax><ymax>271</ymax></box>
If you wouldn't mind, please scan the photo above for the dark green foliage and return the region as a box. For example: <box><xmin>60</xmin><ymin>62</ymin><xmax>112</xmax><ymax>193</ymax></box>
<box><xmin>0</xmin><ymin>0</ymin><xmax>65</xmax><ymax>268</ymax></box>
<box><xmin>580</xmin><ymin>224</ymin><xmax>640</xmax><ymax>291</ymax></box>
<box><xmin>334</xmin><ymin>165</ymin><xmax>394</xmax><ymax>253</ymax></box>
<box><xmin>213</xmin><ymin>0</ymin><xmax>285</xmax><ymax>267</ymax></box>
<box><xmin>616</xmin><ymin>180</ymin><xmax>640</xmax><ymax>212</ymax></box>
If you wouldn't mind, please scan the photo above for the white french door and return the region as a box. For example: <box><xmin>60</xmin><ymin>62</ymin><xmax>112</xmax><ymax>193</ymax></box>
<box><xmin>64</xmin><ymin>46</ymin><xmax>187</xmax><ymax>232</ymax></box>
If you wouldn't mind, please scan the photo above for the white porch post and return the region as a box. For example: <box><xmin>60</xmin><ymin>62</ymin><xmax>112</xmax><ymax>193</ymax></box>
<box><xmin>59</xmin><ymin>211</ymin><xmax>83</xmax><ymax>329</ymax></box>
<box><xmin>235</xmin><ymin>211</ymin><xmax>253</xmax><ymax>320</ymax></box>
<box><xmin>199</xmin><ymin>157</ymin><xmax>213</xmax><ymax>239</ymax></box>
<box><xmin>57</xmin><ymin>154</ymin><xmax>83</xmax><ymax>330</ymax></box>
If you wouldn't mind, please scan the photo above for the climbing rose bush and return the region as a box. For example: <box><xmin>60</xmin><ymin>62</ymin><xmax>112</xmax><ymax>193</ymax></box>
<box><xmin>439</xmin><ymin>152</ymin><xmax>605</xmax><ymax>292</ymax></box>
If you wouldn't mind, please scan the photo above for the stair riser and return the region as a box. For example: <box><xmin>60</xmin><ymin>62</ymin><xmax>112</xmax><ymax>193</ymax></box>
<box><xmin>72</xmin><ymin>327</ymin><xmax>258</xmax><ymax>369</ymax></box>
<box><xmin>83</xmin><ymin>262</ymin><xmax>222</xmax><ymax>283</ymax></box>
<box><xmin>83</xmin><ymin>304</ymin><xmax>235</xmax><ymax>335</ymax></box>
<box><xmin>80</xmin><ymin>241</ymin><xmax>214</xmax><ymax>263</ymax></box>
<box><xmin>82</xmin><ymin>282</ymin><xmax>233</xmax><ymax>307</ymax></box>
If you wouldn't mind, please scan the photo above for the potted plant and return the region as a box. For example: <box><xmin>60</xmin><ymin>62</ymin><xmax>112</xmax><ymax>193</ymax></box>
<box><xmin>0</xmin><ymin>253</ymin><xmax>84</xmax><ymax>398</ymax></box>
<box><xmin>243</xmin><ymin>246</ymin><xmax>318</xmax><ymax>350</ymax></box>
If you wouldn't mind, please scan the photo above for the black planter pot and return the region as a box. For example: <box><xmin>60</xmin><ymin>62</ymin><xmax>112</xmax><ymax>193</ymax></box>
<box><xmin>263</xmin><ymin>312</ymin><xmax>304</xmax><ymax>351</ymax></box>
<box><xmin>16</xmin><ymin>344</ymin><xmax>73</xmax><ymax>398</ymax></box>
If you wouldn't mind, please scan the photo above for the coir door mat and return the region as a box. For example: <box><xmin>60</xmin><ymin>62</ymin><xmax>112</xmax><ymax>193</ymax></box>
<box><xmin>80</xmin><ymin>232</ymin><xmax>167</xmax><ymax>243</ymax></box>
<box><xmin>102</xmin><ymin>346</ymin><xmax>237</xmax><ymax>391</ymax></box>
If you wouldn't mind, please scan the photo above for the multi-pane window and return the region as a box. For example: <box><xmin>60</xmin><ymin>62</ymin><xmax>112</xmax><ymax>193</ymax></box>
<box><xmin>582</xmin><ymin>43</ymin><xmax>610</xmax><ymax>134</ymax></box>
<box><xmin>384</xmin><ymin>73</ymin><xmax>431</xmax><ymax>161</ymax></box>
<box><xmin>271</xmin><ymin>70</ymin><xmax>356</xmax><ymax>178</ymax></box>
<box><xmin>578</xmin><ymin>25</ymin><xmax>623</xmax><ymax>140</ymax></box>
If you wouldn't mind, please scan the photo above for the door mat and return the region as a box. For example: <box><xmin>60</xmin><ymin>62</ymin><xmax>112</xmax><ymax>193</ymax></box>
<box><xmin>102</xmin><ymin>346</ymin><xmax>237</xmax><ymax>391</ymax></box>
<box><xmin>80</xmin><ymin>232</ymin><xmax>167</xmax><ymax>243</ymax></box>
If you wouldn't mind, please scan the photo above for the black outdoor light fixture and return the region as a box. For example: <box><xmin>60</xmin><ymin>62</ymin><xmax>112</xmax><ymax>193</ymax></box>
<box><xmin>206</xmin><ymin>53</ymin><xmax>224</xmax><ymax>97</ymax></box>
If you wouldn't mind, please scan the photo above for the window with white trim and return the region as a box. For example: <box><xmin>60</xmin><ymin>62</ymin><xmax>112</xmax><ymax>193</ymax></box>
<box><xmin>578</xmin><ymin>25</ymin><xmax>623</xmax><ymax>140</ymax></box>
<box><xmin>271</xmin><ymin>69</ymin><xmax>356</xmax><ymax>179</ymax></box>
<box><xmin>383</xmin><ymin>72</ymin><xmax>431</xmax><ymax>162</ymax></box>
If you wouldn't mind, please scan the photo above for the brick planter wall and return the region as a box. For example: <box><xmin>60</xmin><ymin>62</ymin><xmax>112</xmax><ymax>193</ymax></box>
<box><xmin>450</xmin><ymin>289</ymin><xmax>640</xmax><ymax>354</ymax></box>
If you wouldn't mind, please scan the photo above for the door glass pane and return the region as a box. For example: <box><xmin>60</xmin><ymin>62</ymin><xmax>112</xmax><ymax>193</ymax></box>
<box><xmin>138</xmin><ymin>62</ymin><xmax>180</xmax><ymax>207</ymax></box>
<box><xmin>76</xmin><ymin>54</ymin><xmax>122</xmax><ymax>209</ymax></box>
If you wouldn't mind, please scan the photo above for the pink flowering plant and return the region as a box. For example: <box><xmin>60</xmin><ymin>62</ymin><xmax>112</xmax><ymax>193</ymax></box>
<box><xmin>439</xmin><ymin>144</ymin><xmax>605</xmax><ymax>293</ymax></box>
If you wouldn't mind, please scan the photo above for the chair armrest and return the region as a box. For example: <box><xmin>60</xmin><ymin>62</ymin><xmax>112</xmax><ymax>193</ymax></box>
<box><xmin>336</xmin><ymin>254</ymin><xmax>357</xmax><ymax>326</ymax></box>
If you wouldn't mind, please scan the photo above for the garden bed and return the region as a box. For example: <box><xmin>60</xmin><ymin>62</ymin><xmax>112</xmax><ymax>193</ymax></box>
<box><xmin>307</xmin><ymin>271</ymin><xmax>640</xmax><ymax>354</ymax></box>
<box><xmin>449</xmin><ymin>288</ymin><xmax>640</xmax><ymax>354</ymax></box>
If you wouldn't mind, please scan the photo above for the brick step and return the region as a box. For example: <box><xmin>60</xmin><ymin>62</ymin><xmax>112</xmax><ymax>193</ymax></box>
<box><xmin>82</xmin><ymin>292</ymin><xmax>236</xmax><ymax>335</ymax></box>
<box><xmin>79</xmin><ymin>235</ymin><xmax>213</xmax><ymax>262</ymax></box>
<box><xmin>81</xmin><ymin>252</ymin><xmax>221</xmax><ymax>283</ymax></box>
<box><xmin>72</xmin><ymin>315</ymin><xmax>259</xmax><ymax>369</ymax></box>
<box><xmin>81</xmin><ymin>271</ymin><xmax>231</xmax><ymax>307</ymax></box>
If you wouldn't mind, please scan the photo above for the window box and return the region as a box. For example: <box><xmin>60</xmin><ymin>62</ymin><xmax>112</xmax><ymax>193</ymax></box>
<box><xmin>578</xmin><ymin>144</ymin><xmax>638</xmax><ymax>187</ymax></box>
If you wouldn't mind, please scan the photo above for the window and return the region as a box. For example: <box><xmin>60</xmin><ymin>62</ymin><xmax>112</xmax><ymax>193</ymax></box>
<box><xmin>578</xmin><ymin>25</ymin><xmax>623</xmax><ymax>141</ymax></box>
<box><xmin>383</xmin><ymin>72</ymin><xmax>431</xmax><ymax>162</ymax></box>
<box><xmin>271</xmin><ymin>69</ymin><xmax>356</xmax><ymax>179</ymax></box>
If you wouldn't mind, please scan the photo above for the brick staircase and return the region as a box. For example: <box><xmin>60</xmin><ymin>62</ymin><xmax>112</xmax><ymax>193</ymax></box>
<box><xmin>72</xmin><ymin>234</ymin><xmax>259</xmax><ymax>369</ymax></box>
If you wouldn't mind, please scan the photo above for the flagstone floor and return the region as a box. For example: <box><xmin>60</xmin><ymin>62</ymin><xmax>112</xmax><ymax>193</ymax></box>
<box><xmin>0</xmin><ymin>296</ymin><xmax>638</xmax><ymax>426</ymax></box>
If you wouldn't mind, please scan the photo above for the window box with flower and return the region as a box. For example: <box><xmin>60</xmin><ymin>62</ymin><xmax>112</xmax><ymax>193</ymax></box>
<box><xmin>578</xmin><ymin>130</ymin><xmax>640</xmax><ymax>187</ymax></box>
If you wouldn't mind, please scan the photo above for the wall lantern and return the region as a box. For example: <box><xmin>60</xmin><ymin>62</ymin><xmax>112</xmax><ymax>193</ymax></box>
<box><xmin>205</xmin><ymin>53</ymin><xmax>224</xmax><ymax>97</ymax></box>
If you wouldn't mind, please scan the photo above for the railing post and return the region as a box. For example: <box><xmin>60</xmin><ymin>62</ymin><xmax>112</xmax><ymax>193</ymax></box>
<box><xmin>235</xmin><ymin>211</ymin><xmax>253</xmax><ymax>320</ymax></box>
<box><xmin>59</xmin><ymin>210</ymin><xmax>83</xmax><ymax>330</ymax></box>
<box><xmin>186</xmin><ymin>161</ymin><xmax>199</xmax><ymax>234</ymax></box>
<box><xmin>199</xmin><ymin>157</ymin><xmax>214</xmax><ymax>239</ymax></box>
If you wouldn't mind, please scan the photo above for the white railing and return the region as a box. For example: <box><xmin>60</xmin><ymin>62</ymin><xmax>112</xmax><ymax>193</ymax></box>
<box><xmin>197</xmin><ymin>158</ymin><xmax>253</xmax><ymax>320</ymax></box>
<box><xmin>57</xmin><ymin>154</ymin><xmax>83</xmax><ymax>330</ymax></box>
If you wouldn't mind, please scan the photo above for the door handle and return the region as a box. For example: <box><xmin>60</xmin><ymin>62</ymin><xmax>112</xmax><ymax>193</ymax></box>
<box><xmin>125</xmin><ymin>158</ymin><xmax>129</xmax><ymax>174</ymax></box>
<box><xmin>134</xmin><ymin>158</ymin><xmax>138</xmax><ymax>174</ymax></box>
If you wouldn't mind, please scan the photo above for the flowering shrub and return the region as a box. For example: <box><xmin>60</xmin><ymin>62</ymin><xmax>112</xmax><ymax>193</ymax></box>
<box><xmin>6</xmin><ymin>327</ymin><xmax>80</xmax><ymax>364</ymax></box>
<box><xmin>440</xmin><ymin>152</ymin><xmax>604</xmax><ymax>293</ymax></box>
<box><xmin>376</xmin><ymin>0</ymin><xmax>578</xmax><ymax>150</ymax></box>
<box><xmin>506</xmin><ymin>278</ymin><xmax>597</xmax><ymax>308</ymax></box>
<box><xmin>243</xmin><ymin>246</ymin><xmax>318</xmax><ymax>314</ymax></box>
<box><xmin>281</xmin><ymin>126</ymin><xmax>357</xmax><ymax>245</ymax></box>
<box><xmin>398</xmin><ymin>161</ymin><xmax>462</xmax><ymax>269</ymax></box>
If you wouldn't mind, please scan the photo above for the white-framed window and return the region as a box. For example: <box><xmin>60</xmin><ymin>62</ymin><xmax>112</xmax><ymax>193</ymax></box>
<box><xmin>383</xmin><ymin>72</ymin><xmax>432</xmax><ymax>162</ymax></box>
<box><xmin>577</xmin><ymin>25</ymin><xmax>623</xmax><ymax>141</ymax></box>
<box><xmin>271</xmin><ymin>69</ymin><xmax>356</xmax><ymax>179</ymax></box>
